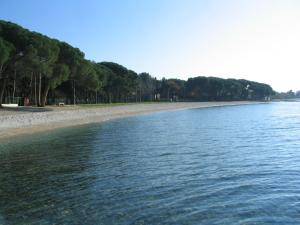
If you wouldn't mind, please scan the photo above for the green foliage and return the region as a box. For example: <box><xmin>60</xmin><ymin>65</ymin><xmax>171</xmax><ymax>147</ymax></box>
<box><xmin>0</xmin><ymin>37</ymin><xmax>14</xmax><ymax>68</ymax></box>
<box><xmin>57</xmin><ymin>41</ymin><xmax>84</xmax><ymax>79</ymax></box>
<box><xmin>77</xmin><ymin>60</ymin><xmax>99</xmax><ymax>91</ymax></box>
<box><xmin>98</xmin><ymin>62</ymin><xmax>138</xmax><ymax>102</ymax></box>
<box><xmin>185</xmin><ymin>77</ymin><xmax>274</xmax><ymax>101</ymax></box>
<box><xmin>50</xmin><ymin>64</ymin><xmax>70</xmax><ymax>89</ymax></box>
<box><xmin>0</xmin><ymin>19</ymin><xmax>275</xmax><ymax>106</ymax></box>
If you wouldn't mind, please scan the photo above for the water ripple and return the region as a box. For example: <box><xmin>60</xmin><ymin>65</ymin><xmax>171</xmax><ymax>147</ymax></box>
<box><xmin>1</xmin><ymin>102</ymin><xmax>300</xmax><ymax>224</ymax></box>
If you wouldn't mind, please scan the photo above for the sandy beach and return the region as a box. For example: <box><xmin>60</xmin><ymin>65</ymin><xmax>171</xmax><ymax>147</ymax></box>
<box><xmin>0</xmin><ymin>101</ymin><xmax>259</xmax><ymax>140</ymax></box>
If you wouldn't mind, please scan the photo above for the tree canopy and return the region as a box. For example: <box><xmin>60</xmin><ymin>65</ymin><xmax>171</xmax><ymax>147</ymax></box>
<box><xmin>0</xmin><ymin>20</ymin><xmax>275</xmax><ymax>106</ymax></box>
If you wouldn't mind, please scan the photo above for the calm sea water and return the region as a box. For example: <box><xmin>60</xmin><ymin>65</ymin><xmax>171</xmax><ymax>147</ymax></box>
<box><xmin>1</xmin><ymin>102</ymin><xmax>300</xmax><ymax>225</ymax></box>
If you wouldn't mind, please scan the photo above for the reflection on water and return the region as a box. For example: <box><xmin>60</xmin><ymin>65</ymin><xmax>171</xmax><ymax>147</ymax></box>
<box><xmin>1</xmin><ymin>102</ymin><xmax>300</xmax><ymax>224</ymax></box>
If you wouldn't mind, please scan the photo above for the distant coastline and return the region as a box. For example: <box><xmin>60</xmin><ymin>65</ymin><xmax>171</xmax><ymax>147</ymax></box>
<box><xmin>272</xmin><ymin>98</ymin><xmax>300</xmax><ymax>102</ymax></box>
<box><xmin>0</xmin><ymin>101</ymin><xmax>262</xmax><ymax>140</ymax></box>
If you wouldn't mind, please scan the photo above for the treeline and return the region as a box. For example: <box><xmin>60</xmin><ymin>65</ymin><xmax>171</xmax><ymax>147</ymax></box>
<box><xmin>274</xmin><ymin>90</ymin><xmax>300</xmax><ymax>99</ymax></box>
<box><xmin>0</xmin><ymin>20</ymin><xmax>274</xmax><ymax>107</ymax></box>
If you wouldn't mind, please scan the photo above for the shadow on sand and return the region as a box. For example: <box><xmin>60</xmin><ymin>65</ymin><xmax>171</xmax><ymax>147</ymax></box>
<box><xmin>0</xmin><ymin>106</ymin><xmax>53</xmax><ymax>113</ymax></box>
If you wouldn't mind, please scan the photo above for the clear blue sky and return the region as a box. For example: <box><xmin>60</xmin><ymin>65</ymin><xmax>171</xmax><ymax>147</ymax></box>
<box><xmin>1</xmin><ymin>0</ymin><xmax>300</xmax><ymax>91</ymax></box>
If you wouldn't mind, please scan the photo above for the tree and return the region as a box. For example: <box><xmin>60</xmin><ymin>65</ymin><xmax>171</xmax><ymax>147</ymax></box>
<box><xmin>138</xmin><ymin>73</ymin><xmax>156</xmax><ymax>101</ymax></box>
<box><xmin>0</xmin><ymin>37</ymin><xmax>15</xmax><ymax>106</ymax></box>
<box><xmin>40</xmin><ymin>64</ymin><xmax>69</xmax><ymax>106</ymax></box>
<box><xmin>27</xmin><ymin>33</ymin><xmax>59</xmax><ymax>106</ymax></box>
<box><xmin>100</xmin><ymin>62</ymin><xmax>137</xmax><ymax>102</ymax></box>
<box><xmin>0</xmin><ymin>20</ymin><xmax>276</xmax><ymax>106</ymax></box>
<box><xmin>57</xmin><ymin>42</ymin><xmax>85</xmax><ymax>105</ymax></box>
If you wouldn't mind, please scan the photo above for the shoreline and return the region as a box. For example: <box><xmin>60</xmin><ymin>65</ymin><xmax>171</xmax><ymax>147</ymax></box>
<box><xmin>0</xmin><ymin>101</ymin><xmax>262</xmax><ymax>140</ymax></box>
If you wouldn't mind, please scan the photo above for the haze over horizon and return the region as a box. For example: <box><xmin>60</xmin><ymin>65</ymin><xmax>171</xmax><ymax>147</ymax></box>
<box><xmin>1</xmin><ymin>0</ymin><xmax>300</xmax><ymax>92</ymax></box>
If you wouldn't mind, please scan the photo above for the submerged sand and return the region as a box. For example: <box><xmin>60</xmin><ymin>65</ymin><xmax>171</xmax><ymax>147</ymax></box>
<box><xmin>0</xmin><ymin>102</ymin><xmax>260</xmax><ymax>140</ymax></box>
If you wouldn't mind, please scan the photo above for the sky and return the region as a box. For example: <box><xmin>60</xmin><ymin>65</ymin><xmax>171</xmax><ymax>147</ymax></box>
<box><xmin>1</xmin><ymin>0</ymin><xmax>300</xmax><ymax>92</ymax></box>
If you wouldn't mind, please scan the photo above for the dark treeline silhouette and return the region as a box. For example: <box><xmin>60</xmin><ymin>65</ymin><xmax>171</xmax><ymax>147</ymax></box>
<box><xmin>0</xmin><ymin>20</ymin><xmax>274</xmax><ymax>107</ymax></box>
<box><xmin>274</xmin><ymin>90</ymin><xmax>300</xmax><ymax>100</ymax></box>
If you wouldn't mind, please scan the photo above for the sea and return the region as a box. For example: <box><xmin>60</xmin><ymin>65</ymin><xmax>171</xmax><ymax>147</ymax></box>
<box><xmin>1</xmin><ymin>102</ymin><xmax>300</xmax><ymax>225</ymax></box>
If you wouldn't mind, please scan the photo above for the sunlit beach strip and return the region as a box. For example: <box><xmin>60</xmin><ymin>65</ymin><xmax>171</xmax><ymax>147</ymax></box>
<box><xmin>0</xmin><ymin>101</ymin><xmax>261</xmax><ymax>140</ymax></box>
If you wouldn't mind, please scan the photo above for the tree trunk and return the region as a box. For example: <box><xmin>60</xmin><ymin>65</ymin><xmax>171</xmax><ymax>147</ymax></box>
<box><xmin>108</xmin><ymin>92</ymin><xmax>112</xmax><ymax>103</ymax></box>
<box><xmin>139</xmin><ymin>88</ymin><xmax>142</xmax><ymax>102</ymax></box>
<box><xmin>38</xmin><ymin>73</ymin><xmax>42</xmax><ymax>106</ymax></box>
<box><xmin>0</xmin><ymin>66</ymin><xmax>4</xmax><ymax>106</ymax></box>
<box><xmin>12</xmin><ymin>68</ymin><xmax>17</xmax><ymax>100</ymax></box>
<box><xmin>95</xmin><ymin>90</ymin><xmax>98</xmax><ymax>104</ymax></box>
<box><xmin>135</xmin><ymin>86</ymin><xmax>137</xmax><ymax>103</ymax></box>
<box><xmin>0</xmin><ymin>78</ymin><xmax>7</xmax><ymax>106</ymax></box>
<box><xmin>73</xmin><ymin>80</ymin><xmax>76</xmax><ymax>105</ymax></box>
<box><xmin>41</xmin><ymin>84</ymin><xmax>50</xmax><ymax>107</ymax></box>
<box><xmin>29</xmin><ymin>72</ymin><xmax>33</xmax><ymax>102</ymax></box>
<box><xmin>34</xmin><ymin>73</ymin><xmax>37</xmax><ymax>106</ymax></box>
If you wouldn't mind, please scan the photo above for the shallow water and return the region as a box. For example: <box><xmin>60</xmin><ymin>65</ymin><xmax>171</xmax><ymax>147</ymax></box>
<box><xmin>1</xmin><ymin>102</ymin><xmax>300</xmax><ymax>225</ymax></box>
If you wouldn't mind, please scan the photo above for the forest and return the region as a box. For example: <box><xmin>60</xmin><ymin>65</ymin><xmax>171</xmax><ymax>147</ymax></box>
<box><xmin>0</xmin><ymin>20</ymin><xmax>274</xmax><ymax>107</ymax></box>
